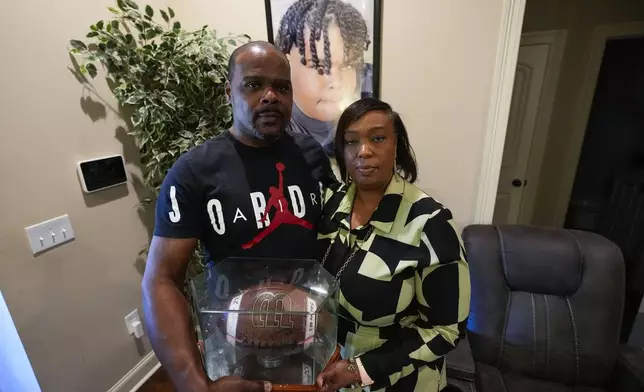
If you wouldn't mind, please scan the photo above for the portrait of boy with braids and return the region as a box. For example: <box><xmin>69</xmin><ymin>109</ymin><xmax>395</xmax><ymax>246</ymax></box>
<box><xmin>271</xmin><ymin>0</ymin><xmax>373</xmax><ymax>155</ymax></box>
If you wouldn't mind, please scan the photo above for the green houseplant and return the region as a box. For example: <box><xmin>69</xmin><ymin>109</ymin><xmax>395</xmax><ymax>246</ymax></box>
<box><xmin>69</xmin><ymin>0</ymin><xmax>249</xmax><ymax>275</ymax></box>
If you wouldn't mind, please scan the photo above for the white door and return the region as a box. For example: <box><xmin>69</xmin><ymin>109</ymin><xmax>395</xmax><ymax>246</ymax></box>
<box><xmin>493</xmin><ymin>43</ymin><xmax>550</xmax><ymax>224</ymax></box>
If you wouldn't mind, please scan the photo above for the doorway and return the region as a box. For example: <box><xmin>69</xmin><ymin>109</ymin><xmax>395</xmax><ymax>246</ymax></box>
<box><xmin>563</xmin><ymin>35</ymin><xmax>644</xmax><ymax>342</ymax></box>
<box><xmin>564</xmin><ymin>36</ymin><xmax>644</xmax><ymax>233</ymax></box>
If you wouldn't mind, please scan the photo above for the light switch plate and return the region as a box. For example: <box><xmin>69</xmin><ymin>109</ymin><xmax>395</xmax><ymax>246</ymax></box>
<box><xmin>25</xmin><ymin>214</ymin><xmax>75</xmax><ymax>255</ymax></box>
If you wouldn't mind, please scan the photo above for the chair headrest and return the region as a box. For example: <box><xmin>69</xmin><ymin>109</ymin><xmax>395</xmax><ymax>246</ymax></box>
<box><xmin>497</xmin><ymin>225</ymin><xmax>584</xmax><ymax>295</ymax></box>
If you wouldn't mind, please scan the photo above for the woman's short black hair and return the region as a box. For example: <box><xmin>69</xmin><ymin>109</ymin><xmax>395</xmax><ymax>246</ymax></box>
<box><xmin>334</xmin><ymin>98</ymin><xmax>418</xmax><ymax>183</ymax></box>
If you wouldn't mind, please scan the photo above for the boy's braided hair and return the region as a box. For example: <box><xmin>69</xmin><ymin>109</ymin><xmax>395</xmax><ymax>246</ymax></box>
<box><xmin>275</xmin><ymin>0</ymin><xmax>370</xmax><ymax>76</ymax></box>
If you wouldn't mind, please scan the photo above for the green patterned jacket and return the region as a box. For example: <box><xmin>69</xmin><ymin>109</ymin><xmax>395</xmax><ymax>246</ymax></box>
<box><xmin>317</xmin><ymin>174</ymin><xmax>471</xmax><ymax>392</ymax></box>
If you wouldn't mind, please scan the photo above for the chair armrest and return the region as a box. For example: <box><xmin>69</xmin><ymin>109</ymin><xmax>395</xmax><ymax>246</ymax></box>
<box><xmin>614</xmin><ymin>345</ymin><xmax>644</xmax><ymax>392</ymax></box>
<box><xmin>446</xmin><ymin>337</ymin><xmax>476</xmax><ymax>382</ymax></box>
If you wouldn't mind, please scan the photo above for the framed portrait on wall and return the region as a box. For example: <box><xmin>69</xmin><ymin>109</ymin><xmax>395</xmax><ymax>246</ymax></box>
<box><xmin>265</xmin><ymin>0</ymin><xmax>383</xmax><ymax>156</ymax></box>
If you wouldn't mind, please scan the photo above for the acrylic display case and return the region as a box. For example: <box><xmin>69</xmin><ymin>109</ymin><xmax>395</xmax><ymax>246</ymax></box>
<box><xmin>189</xmin><ymin>257</ymin><xmax>341</xmax><ymax>391</ymax></box>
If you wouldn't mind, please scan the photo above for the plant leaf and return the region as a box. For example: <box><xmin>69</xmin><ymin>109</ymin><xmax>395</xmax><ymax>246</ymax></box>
<box><xmin>86</xmin><ymin>31</ymin><xmax>99</xmax><ymax>38</ymax></box>
<box><xmin>111</xmin><ymin>20</ymin><xmax>120</xmax><ymax>30</ymax></box>
<box><xmin>145</xmin><ymin>5</ymin><xmax>154</xmax><ymax>17</ymax></box>
<box><xmin>70</xmin><ymin>40</ymin><xmax>88</xmax><ymax>51</ymax></box>
<box><xmin>86</xmin><ymin>63</ymin><xmax>98</xmax><ymax>78</ymax></box>
<box><xmin>186</xmin><ymin>114</ymin><xmax>199</xmax><ymax>124</ymax></box>
<box><xmin>160</xmin><ymin>10</ymin><xmax>169</xmax><ymax>22</ymax></box>
<box><xmin>125</xmin><ymin>91</ymin><xmax>147</xmax><ymax>104</ymax></box>
<box><xmin>162</xmin><ymin>96</ymin><xmax>176</xmax><ymax>110</ymax></box>
<box><xmin>97</xmin><ymin>20</ymin><xmax>104</xmax><ymax>30</ymax></box>
<box><xmin>125</xmin><ymin>0</ymin><xmax>139</xmax><ymax>9</ymax></box>
<box><xmin>108</xmin><ymin>6</ymin><xmax>120</xmax><ymax>14</ymax></box>
<box><xmin>168</xmin><ymin>7</ymin><xmax>175</xmax><ymax>18</ymax></box>
<box><xmin>172</xmin><ymin>21</ymin><xmax>181</xmax><ymax>32</ymax></box>
<box><xmin>139</xmin><ymin>132</ymin><xmax>150</xmax><ymax>145</ymax></box>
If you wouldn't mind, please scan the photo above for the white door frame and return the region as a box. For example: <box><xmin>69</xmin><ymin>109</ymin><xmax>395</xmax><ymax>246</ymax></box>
<box><xmin>550</xmin><ymin>21</ymin><xmax>644</xmax><ymax>227</ymax></box>
<box><xmin>474</xmin><ymin>0</ymin><xmax>527</xmax><ymax>224</ymax></box>
<box><xmin>513</xmin><ymin>29</ymin><xmax>567</xmax><ymax>224</ymax></box>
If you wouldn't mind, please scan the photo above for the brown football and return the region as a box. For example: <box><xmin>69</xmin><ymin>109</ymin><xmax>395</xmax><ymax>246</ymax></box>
<box><xmin>233</xmin><ymin>352</ymin><xmax>318</xmax><ymax>385</ymax></box>
<box><xmin>226</xmin><ymin>282</ymin><xmax>317</xmax><ymax>349</ymax></box>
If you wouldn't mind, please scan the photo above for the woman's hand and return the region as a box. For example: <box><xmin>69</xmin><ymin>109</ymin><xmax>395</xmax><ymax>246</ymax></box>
<box><xmin>316</xmin><ymin>360</ymin><xmax>360</xmax><ymax>392</ymax></box>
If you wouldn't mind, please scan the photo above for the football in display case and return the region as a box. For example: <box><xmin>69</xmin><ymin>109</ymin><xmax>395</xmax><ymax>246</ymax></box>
<box><xmin>188</xmin><ymin>257</ymin><xmax>340</xmax><ymax>391</ymax></box>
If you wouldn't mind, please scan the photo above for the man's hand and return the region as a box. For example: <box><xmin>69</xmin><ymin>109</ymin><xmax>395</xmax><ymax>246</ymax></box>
<box><xmin>210</xmin><ymin>376</ymin><xmax>272</xmax><ymax>392</ymax></box>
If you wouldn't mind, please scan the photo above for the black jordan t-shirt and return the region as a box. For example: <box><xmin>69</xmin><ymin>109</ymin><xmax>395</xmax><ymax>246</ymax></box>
<box><xmin>154</xmin><ymin>131</ymin><xmax>336</xmax><ymax>264</ymax></box>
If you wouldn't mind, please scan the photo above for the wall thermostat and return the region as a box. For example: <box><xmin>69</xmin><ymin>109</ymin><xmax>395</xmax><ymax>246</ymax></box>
<box><xmin>76</xmin><ymin>154</ymin><xmax>128</xmax><ymax>193</ymax></box>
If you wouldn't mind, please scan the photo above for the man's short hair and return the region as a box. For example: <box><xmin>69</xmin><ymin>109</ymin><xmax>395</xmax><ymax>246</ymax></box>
<box><xmin>227</xmin><ymin>41</ymin><xmax>289</xmax><ymax>81</ymax></box>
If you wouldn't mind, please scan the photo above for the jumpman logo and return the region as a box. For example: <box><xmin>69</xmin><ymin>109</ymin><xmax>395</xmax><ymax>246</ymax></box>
<box><xmin>242</xmin><ymin>162</ymin><xmax>313</xmax><ymax>249</ymax></box>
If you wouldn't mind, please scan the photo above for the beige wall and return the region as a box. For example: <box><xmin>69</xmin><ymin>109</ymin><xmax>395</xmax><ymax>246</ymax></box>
<box><xmin>180</xmin><ymin>0</ymin><xmax>505</xmax><ymax>228</ymax></box>
<box><xmin>523</xmin><ymin>0</ymin><xmax>644</xmax><ymax>226</ymax></box>
<box><xmin>0</xmin><ymin>0</ymin><xmax>508</xmax><ymax>390</ymax></box>
<box><xmin>382</xmin><ymin>1</ymin><xmax>503</xmax><ymax>227</ymax></box>
<box><xmin>0</xmin><ymin>0</ymin><xmax>164</xmax><ymax>390</ymax></box>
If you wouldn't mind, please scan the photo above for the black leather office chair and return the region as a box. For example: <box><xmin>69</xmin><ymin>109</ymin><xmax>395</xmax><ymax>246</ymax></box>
<box><xmin>450</xmin><ymin>224</ymin><xmax>644</xmax><ymax>392</ymax></box>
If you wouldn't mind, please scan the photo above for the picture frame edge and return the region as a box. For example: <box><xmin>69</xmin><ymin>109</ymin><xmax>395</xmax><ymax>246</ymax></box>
<box><xmin>265</xmin><ymin>0</ymin><xmax>275</xmax><ymax>44</ymax></box>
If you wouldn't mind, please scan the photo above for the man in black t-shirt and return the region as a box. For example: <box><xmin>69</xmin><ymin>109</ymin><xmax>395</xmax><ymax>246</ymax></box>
<box><xmin>141</xmin><ymin>41</ymin><xmax>336</xmax><ymax>392</ymax></box>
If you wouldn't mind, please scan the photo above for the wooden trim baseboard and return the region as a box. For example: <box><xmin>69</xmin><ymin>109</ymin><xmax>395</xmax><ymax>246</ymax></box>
<box><xmin>106</xmin><ymin>351</ymin><xmax>161</xmax><ymax>392</ymax></box>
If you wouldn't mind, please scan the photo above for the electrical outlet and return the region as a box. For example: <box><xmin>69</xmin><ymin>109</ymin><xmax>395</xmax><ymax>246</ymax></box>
<box><xmin>25</xmin><ymin>214</ymin><xmax>75</xmax><ymax>255</ymax></box>
<box><xmin>125</xmin><ymin>309</ymin><xmax>141</xmax><ymax>333</ymax></box>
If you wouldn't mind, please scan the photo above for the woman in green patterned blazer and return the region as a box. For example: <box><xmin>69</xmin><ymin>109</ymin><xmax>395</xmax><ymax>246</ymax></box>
<box><xmin>315</xmin><ymin>98</ymin><xmax>471</xmax><ymax>392</ymax></box>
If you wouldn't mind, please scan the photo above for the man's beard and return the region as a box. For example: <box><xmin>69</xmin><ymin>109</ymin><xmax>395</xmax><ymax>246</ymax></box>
<box><xmin>251</xmin><ymin>128</ymin><xmax>282</xmax><ymax>142</ymax></box>
<box><xmin>251</xmin><ymin>119</ymin><xmax>285</xmax><ymax>142</ymax></box>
